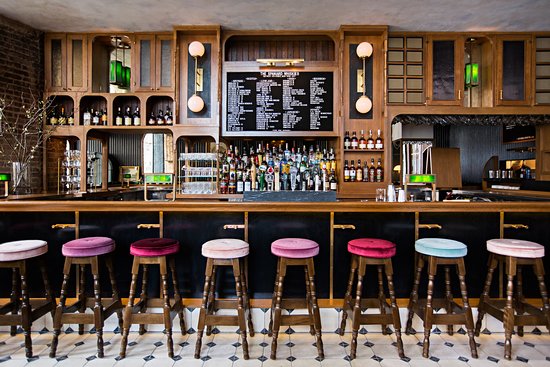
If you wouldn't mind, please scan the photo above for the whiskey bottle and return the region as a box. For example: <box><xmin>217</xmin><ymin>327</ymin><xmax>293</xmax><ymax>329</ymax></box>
<box><xmin>148</xmin><ymin>111</ymin><xmax>156</xmax><ymax>125</ymax></box>
<box><xmin>92</xmin><ymin>109</ymin><xmax>100</xmax><ymax>125</ymax></box>
<box><xmin>367</xmin><ymin>129</ymin><xmax>375</xmax><ymax>150</ymax></box>
<box><xmin>376</xmin><ymin>158</ymin><xmax>384</xmax><ymax>182</ymax></box>
<box><xmin>101</xmin><ymin>109</ymin><xmax>108</xmax><ymax>126</ymax></box>
<box><xmin>343</xmin><ymin>160</ymin><xmax>350</xmax><ymax>182</ymax></box>
<box><xmin>351</xmin><ymin>131</ymin><xmax>359</xmax><ymax>149</ymax></box>
<box><xmin>368</xmin><ymin>158</ymin><xmax>376</xmax><ymax>182</ymax></box>
<box><xmin>82</xmin><ymin>108</ymin><xmax>91</xmax><ymax>126</ymax></box>
<box><xmin>156</xmin><ymin>109</ymin><xmax>164</xmax><ymax>125</ymax></box>
<box><xmin>164</xmin><ymin>106</ymin><xmax>173</xmax><ymax>125</ymax></box>
<box><xmin>375</xmin><ymin>129</ymin><xmax>384</xmax><ymax>150</ymax></box>
<box><xmin>115</xmin><ymin>107</ymin><xmax>123</xmax><ymax>126</ymax></box>
<box><xmin>58</xmin><ymin>107</ymin><xmax>67</xmax><ymax>125</ymax></box>
<box><xmin>49</xmin><ymin>108</ymin><xmax>58</xmax><ymax>125</ymax></box>
<box><xmin>363</xmin><ymin>160</ymin><xmax>369</xmax><ymax>182</ymax></box>
<box><xmin>330</xmin><ymin>169</ymin><xmax>338</xmax><ymax>191</ymax></box>
<box><xmin>344</xmin><ymin>131</ymin><xmax>351</xmax><ymax>149</ymax></box>
<box><xmin>349</xmin><ymin>160</ymin><xmax>356</xmax><ymax>182</ymax></box>
<box><xmin>359</xmin><ymin>130</ymin><xmax>367</xmax><ymax>149</ymax></box>
<box><xmin>133</xmin><ymin>107</ymin><xmax>141</xmax><ymax>126</ymax></box>
<box><xmin>356</xmin><ymin>159</ymin><xmax>363</xmax><ymax>182</ymax></box>
<box><xmin>67</xmin><ymin>109</ymin><xmax>74</xmax><ymax>125</ymax></box>
<box><xmin>123</xmin><ymin>106</ymin><xmax>132</xmax><ymax>126</ymax></box>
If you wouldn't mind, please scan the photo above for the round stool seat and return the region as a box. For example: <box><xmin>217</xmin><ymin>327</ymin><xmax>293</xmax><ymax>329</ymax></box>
<box><xmin>62</xmin><ymin>237</ymin><xmax>115</xmax><ymax>257</ymax></box>
<box><xmin>0</xmin><ymin>240</ymin><xmax>48</xmax><ymax>261</ymax></box>
<box><xmin>415</xmin><ymin>238</ymin><xmax>467</xmax><ymax>258</ymax></box>
<box><xmin>487</xmin><ymin>238</ymin><xmax>544</xmax><ymax>258</ymax></box>
<box><xmin>130</xmin><ymin>238</ymin><xmax>179</xmax><ymax>257</ymax></box>
<box><xmin>271</xmin><ymin>238</ymin><xmax>319</xmax><ymax>259</ymax></box>
<box><xmin>348</xmin><ymin>238</ymin><xmax>396</xmax><ymax>258</ymax></box>
<box><xmin>202</xmin><ymin>238</ymin><xmax>249</xmax><ymax>259</ymax></box>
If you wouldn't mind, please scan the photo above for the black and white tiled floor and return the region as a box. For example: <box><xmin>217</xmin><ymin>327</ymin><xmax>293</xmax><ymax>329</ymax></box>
<box><xmin>1</xmin><ymin>308</ymin><xmax>549</xmax><ymax>366</ymax></box>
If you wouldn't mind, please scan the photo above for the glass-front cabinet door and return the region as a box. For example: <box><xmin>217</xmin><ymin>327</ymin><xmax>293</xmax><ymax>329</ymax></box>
<box><xmin>45</xmin><ymin>34</ymin><xmax>87</xmax><ymax>92</ymax></box>
<box><xmin>155</xmin><ymin>35</ymin><xmax>174</xmax><ymax>92</ymax></box>
<box><xmin>496</xmin><ymin>35</ymin><xmax>532</xmax><ymax>106</ymax></box>
<box><xmin>426</xmin><ymin>35</ymin><xmax>464</xmax><ymax>105</ymax></box>
<box><xmin>134</xmin><ymin>33</ymin><xmax>174</xmax><ymax>92</ymax></box>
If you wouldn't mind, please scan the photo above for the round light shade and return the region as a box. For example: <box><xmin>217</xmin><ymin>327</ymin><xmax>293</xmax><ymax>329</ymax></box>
<box><xmin>355</xmin><ymin>95</ymin><xmax>373</xmax><ymax>114</ymax></box>
<box><xmin>188</xmin><ymin>94</ymin><xmax>205</xmax><ymax>113</ymax></box>
<box><xmin>188</xmin><ymin>41</ymin><xmax>205</xmax><ymax>57</ymax></box>
<box><xmin>356</xmin><ymin>42</ymin><xmax>373</xmax><ymax>58</ymax></box>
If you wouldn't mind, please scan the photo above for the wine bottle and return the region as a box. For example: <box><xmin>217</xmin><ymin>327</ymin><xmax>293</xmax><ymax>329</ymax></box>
<box><xmin>101</xmin><ymin>109</ymin><xmax>108</xmax><ymax>126</ymax></box>
<box><xmin>343</xmin><ymin>160</ymin><xmax>350</xmax><ymax>182</ymax></box>
<box><xmin>115</xmin><ymin>107</ymin><xmax>123</xmax><ymax>126</ymax></box>
<box><xmin>351</xmin><ymin>131</ymin><xmax>358</xmax><ymax>149</ymax></box>
<box><xmin>359</xmin><ymin>130</ymin><xmax>367</xmax><ymax>149</ymax></box>
<box><xmin>164</xmin><ymin>106</ymin><xmax>173</xmax><ymax>125</ymax></box>
<box><xmin>124</xmin><ymin>106</ymin><xmax>132</xmax><ymax>126</ymax></box>
<box><xmin>376</xmin><ymin>158</ymin><xmax>384</xmax><ymax>182</ymax></box>
<box><xmin>148</xmin><ymin>111</ymin><xmax>156</xmax><ymax>125</ymax></box>
<box><xmin>350</xmin><ymin>160</ymin><xmax>356</xmax><ymax>182</ymax></box>
<box><xmin>344</xmin><ymin>131</ymin><xmax>350</xmax><ymax>149</ymax></box>
<box><xmin>368</xmin><ymin>158</ymin><xmax>376</xmax><ymax>182</ymax></box>
<box><xmin>356</xmin><ymin>159</ymin><xmax>363</xmax><ymax>182</ymax></box>
<box><xmin>133</xmin><ymin>107</ymin><xmax>141</xmax><ymax>126</ymax></box>
<box><xmin>156</xmin><ymin>109</ymin><xmax>164</xmax><ymax>125</ymax></box>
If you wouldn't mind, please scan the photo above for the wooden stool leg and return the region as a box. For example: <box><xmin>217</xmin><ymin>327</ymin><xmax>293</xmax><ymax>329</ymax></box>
<box><xmin>91</xmin><ymin>257</ymin><xmax>105</xmax><ymax>358</ymax></box>
<box><xmin>138</xmin><ymin>264</ymin><xmax>149</xmax><ymax>335</ymax></box>
<box><xmin>241</xmin><ymin>257</ymin><xmax>254</xmax><ymax>337</ymax></box>
<box><xmin>159</xmin><ymin>257</ymin><xmax>174</xmax><ymax>358</ymax></box>
<box><xmin>533</xmin><ymin>258</ymin><xmax>550</xmax><ymax>331</ymax></box>
<box><xmin>50</xmin><ymin>257</ymin><xmax>72</xmax><ymax>358</ymax></box>
<box><xmin>104</xmin><ymin>256</ymin><xmax>123</xmax><ymax>331</ymax></box>
<box><xmin>268</xmin><ymin>262</ymin><xmax>280</xmax><ymax>337</ymax></box>
<box><xmin>378</xmin><ymin>265</ymin><xmax>388</xmax><ymax>334</ymax></box>
<box><xmin>169</xmin><ymin>256</ymin><xmax>186</xmax><ymax>335</ymax></box>
<box><xmin>270</xmin><ymin>258</ymin><xmax>286</xmax><ymax>360</ymax></box>
<box><xmin>304</xmin><ymin>265</ymin><xmax>315</xmax><ymax>336</ymax></box>
<box><xmin>444</xmin><ymin>266</ymin><xmax>454</xmax><ymax>335</ymax></box>
<box><xmin>307</xmin><ymin>258</ymin><xmax>324</xmax><ymax>360</ymax></box>
<box><xmin>350</xmin><ymin>256</ymin><xmax>365</xmax><ymax>360</ymax></box>
<box><xmin>20</xmin><ymin>261</ymin><xmax>32</xmax><ymax>358</ymax></box>
<box><xmin>39</xmin><ymin>257</ymin><xmax>56</xmax><ymax>320</ymax></box>
<box><xmin>206</xmin><ymin>265</ymin><xmax>217</xmax><ymax>336</ymax></box>
<box><xmin>385</xmin><ymin>259</ymin><xmax>405</xmax><ymax>358</ymax></box>
<box><xmin>10</xmin><ymin>267</ymin><xmax>19</xmax><ymax>336</ymax></box>
<box><xmin>515</xmin><ymin>266</ymin><xmax>525</xmax><ymax>337</ymax></box>
<box><xmin>233</xmin><ymin>259</ymin><xmax>249</xmax><ymax>360</ymax></box>
<box><xmin>78</xmin><ymin>264</ymin><xmax>86</xmax><ymax>335</ymax></box>
<box><xmin>406</xmin><ymin>254</ymin><xmax>424</xmax><ymax>334</ymax></box>
<box><xmin>475</xmin><ymin>254</ymin><xmax>498</xmax><ymax>336</ymax></box>
<box><xmin>339</xmin><ymin>255</ymin><xmax>357</xmax><ymax>336</ymax></box>
<box><xmin>194</xmin><ymin>258</ymin><xmax>213</xmax><ymax>359</ymax></box>
<box><xmin>504</xmin><ymin>257</ymin><xmax>516</xmax><ymax>360</ymax></box>
<box><xmin>457</xmin><ymin>258</ymin><xmax>478</xmax><ymax>359</ymax></box>
<box><xmin>120</xmin><ymin>257</ymin><xmax>140</xmax><ymax>359</ymax></box>
<box><xmin>422</xmin><ymin>256</ymin><xmax>437</xmax><ymax>358</ymax></box>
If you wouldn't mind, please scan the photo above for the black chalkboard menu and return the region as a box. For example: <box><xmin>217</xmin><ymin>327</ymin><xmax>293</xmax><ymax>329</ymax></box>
<box><xmin>225</xmin><ymin>71</ymin><xmax>333</xmax><ymax>133</ymax></box>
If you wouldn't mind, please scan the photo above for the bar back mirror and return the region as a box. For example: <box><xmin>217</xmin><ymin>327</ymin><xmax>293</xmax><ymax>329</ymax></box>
<box><xmin>91</xmin><ymin>35</ymin><xmax>132</xmax><ymax>93</ymax></box>
<box><xmin>143</xmin><ymin>133</ymin><xmax>174</xmax><ymax>174</ymax></box>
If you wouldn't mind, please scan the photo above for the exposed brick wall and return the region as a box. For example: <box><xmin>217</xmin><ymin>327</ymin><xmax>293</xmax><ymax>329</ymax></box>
<box><xmin>0</xmin><ymin>15</ymin><xmax>43</xmax><ymax>193</ymax></box>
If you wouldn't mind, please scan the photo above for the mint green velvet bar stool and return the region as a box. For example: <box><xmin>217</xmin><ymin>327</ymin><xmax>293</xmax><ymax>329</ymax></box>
<box><xmin>405</xmin><ymin>238</ymin><xmax>478</xmax><ymax>359</ymax></box>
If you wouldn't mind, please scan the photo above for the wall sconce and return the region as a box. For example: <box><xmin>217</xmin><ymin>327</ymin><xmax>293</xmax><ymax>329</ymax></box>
<box><xmin>355</xmin><ymin>42</ymin><xmax>373</xmax><ymax>114</ymax></box>
<box><xmin>188</xmin><ymin>41</ymin><xmax>205</xmax><ymax>113</ymax></box>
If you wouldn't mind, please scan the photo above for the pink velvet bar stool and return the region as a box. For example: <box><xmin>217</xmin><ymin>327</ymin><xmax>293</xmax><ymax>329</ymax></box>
<box><xmin>195</xmin><ymin>238</ymin><xmax>254</xmax><ymax>360</ymax></box>
<box><xmin>339</xmin><ymin>238</ymin><xmax>404</xmax><ymax>359</ymax></box>
<box><xmin>50</xmin><ymin>236</ymin><xmax>123</xmax><ymax>358</ymax></box>
<box><xmin>0</xmin><ymin>240</ymin><xmax>55</xmax><ymax>358</ymax></box>
<box><xmin>269</xmin><ymin>238</ymin><xmax>324</xmax><ymax>360</ymax></box>
<box><xmin>119</xmin><ymin>238</ymin><xmax>186</xmax><ymax>359</ymax></box>
<box><xmin>475</xmin><ymin>239</ymin><xmax>550</xmax><ymax>360</ymax></box>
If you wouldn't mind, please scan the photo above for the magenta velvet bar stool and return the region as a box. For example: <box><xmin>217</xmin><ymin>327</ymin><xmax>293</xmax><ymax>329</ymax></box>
<box><xmin>475</xmin><ymin>239</ymin><xmax>550</xmax><ymax>360</ymax></box>
<box><xmin>50</xmin><ymin>236</ymin><xmax>123</xmax><ymax>358</ymax></box>
<box><xmin>195</xmin><ymin>238</ymin><xmax>254</xmax><ymax>360</ymax></box>
<box><xmin>269</xmin><ymin>238</ymin><xmax>324</xmax><ymax>360</ymax></box>
<box><xmin>119</xmin><ymin>238</ymin><xmax>185</xmax><ymax>359</ymax></box>
<box><xmin>0</xmin><ymin>240</ymin><xmax>55</xmax><ymax>358</ymax></box>
<box><xmin>339</xmin><ymin>238</ymin><xmax>405</xmax><ymax>360</ymax></box>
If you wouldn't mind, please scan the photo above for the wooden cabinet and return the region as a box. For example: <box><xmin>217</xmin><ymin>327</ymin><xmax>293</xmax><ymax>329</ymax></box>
<box><xmin>387</xmin><ymin>35</ymin><xmax>425</xmax><ymax>105</ymax></box>
<box><xmin>495</xmin><ymin>35</ymin><xmax>533</xmax><ymax>106</ymax></box>
<box><xmin>134</xmin><ymin>33</ymin><xmax>174</xmax><ymax>92</ymax></box>
<box><xmin>45</xmin><ymin>34</ymin><xmax>88</xmax><ymax>92</ymax></box>
<box><xmin>426</xmin><ymin>35</ymin><xmax>464</xmax><ymax>106</ymax></box>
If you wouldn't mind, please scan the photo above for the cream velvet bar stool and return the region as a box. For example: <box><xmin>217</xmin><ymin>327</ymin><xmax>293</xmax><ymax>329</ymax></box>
<box><xmin>339</xmin><ymin>238</ymin><xmax>405</xmax><ymax>360</ymax></box>
<box><xmin>269</xmin><ymin>238</ymin><xmax>324</xmax><ymax>360</ymax></box>
<box><xmin>195</xmin><ymin>238</ymin><xmax>253</xmax><ymax>360</ymax></box>
<box><xmin>405</xmin><ymin>238</ymin><xmax>478</xmax><ymax>359</ymax></box>
<box><xmin>475</xmin><ymin>239</ymin><xmax>550</xmax><ymax>360</ymax></box>
<box><xmin>119</xmin><ymin>238</ymin><xmax>186</xmax><ymax>359</ymax></box>
<box><xmin>50</xmin><ymin>236</ymin><xmax>123</xmax><ymax>358</ymax></box>
<box><xmin>0</xmin><ymin>240</ymin><xmax>55</xmax><ymax>358</ymax></box>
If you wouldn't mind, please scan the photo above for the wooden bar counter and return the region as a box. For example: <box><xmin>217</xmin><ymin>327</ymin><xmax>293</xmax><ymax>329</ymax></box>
<box><xmin>1</xmin><ymin>198</ymin><xmax>549</xmax><ymax>304</ymax></box>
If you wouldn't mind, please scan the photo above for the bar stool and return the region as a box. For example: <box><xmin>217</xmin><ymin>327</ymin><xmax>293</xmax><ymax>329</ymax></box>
<box><xmin>269</xmin><ymin>238</ymin><xmax>324</xmax><ymax>360</ymax></box>
<box><xmin>475</xmin><ymin>239</ymin><xmax>550</xmax><ymax>360</ymax></box>
<box><xmin>50</xmin><ymin>236</ymin><xmax>123</xmax><ymax>358</ymax></box>
<box><xmin>0</xmin><ymin>240</ymin><xmax>55</xmax><ymax>358</ymax></box>
<box><xmin>195</xmin><ymin>238</ymin><xmax>253</xmax><ymax>360</ymax></box>
<box><xmin>339</xmin><ymin>238</ymin><xmax>404</xmax><ymax>359</ymax></box>
<box><xmin>405</xmin><ymin>238</ymin><xmax>478</xmax><ymax>359</ymax></box>
<box><xmin>119</xmin><ymin>238</ymin><xmax>185</xmax><ymax>359</ymax></box>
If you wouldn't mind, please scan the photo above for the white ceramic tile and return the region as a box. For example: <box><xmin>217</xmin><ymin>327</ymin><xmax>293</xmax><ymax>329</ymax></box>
<box><xmin>350</xmin><ymin>358</ymin><xmax>381</xmax><ymax>367</ymax></box>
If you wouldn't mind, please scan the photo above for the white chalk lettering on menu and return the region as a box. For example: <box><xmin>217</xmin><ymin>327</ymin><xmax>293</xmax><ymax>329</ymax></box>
<box><xmin>226</xmin><ymin>72</ymin><xmax>333</xmax><ymax>132</ymax></box>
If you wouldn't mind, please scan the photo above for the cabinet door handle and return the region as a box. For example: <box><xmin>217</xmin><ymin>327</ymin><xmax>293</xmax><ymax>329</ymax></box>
<box><xmin>499</xmin><ymin>90</ymin><xmax>503</xmax><ymax>100</ymax></box>
<box><xmin>458</xmin><ymin>90</ymin><xmax>461</xmax><ymax>100</ymax></box>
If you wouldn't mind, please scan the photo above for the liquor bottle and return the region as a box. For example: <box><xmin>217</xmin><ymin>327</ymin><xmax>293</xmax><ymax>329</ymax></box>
<box><xmin>351</xmin><ymin>131</ymin><xmax>359</xmax><ymax>149</ymax></box>
<box><xmin>164</xmin><ymin>106</ymin><xmax>173</xmax><ymax>125</ymax></box>
<box><xmin>49</xmin><ymin>108</ymin><xmax>58</xmax><ymax>125</ymax></box>
<box><xmin>344</xmin><ymin>131</ymin><xmax>351</xmax><ymax>149</ymax></box>
<box><xmin>82</xmin><ymin>108</ymin><xmax>91</xmax><ymax>126</ymax></box>
<box><xmin>58</xmin><ymin>107</ymin><xmax>66</xmax><ymax>125</ymax></box>
<box><xmin>124</xmin><ymin>106</ymin><xmax>132</xmax><ymax>126</ymax></box>
<box><xmin>367</xmin><ymin>129</ymin><xmax>375</xmax><ymax>149</ymax></box>
<box><xmin>350</xmin><ymin>160</ymin><xmax>356</xmax><ymax>182</ymax></box>
<box><xmin>133</xmin><ymin>107</ymin><xmax>141</xmax><ymax>126</ymax></box>
<box><xmin>92</xmin><ymin>109</ymin><xmax>100</xmax><ymax>125</ymax></box>
<box><xmin>376</xmin><ymin>158</ymin><xmax>384</xmax><ymax>182</ymax></box>
<box><xmin>363</xmin><ymin>160</ymin><xmax>369</xmax><ymax>182</ymax></box>
<box><xmin>356</xmin><ymin>159</ymin><xmax>363</xmax><ymax>182</ymax></box>
<box><xmin>375</xmin><ymin>129</ymin><xmax>384</xmax><ymax>150</ymax></box>
<box><xmin>101</xmin><ymin>109</ymin><xmax>108</xmax><ymax>126</ymax></box>
<box><xmin>368</xmin><ymin>158</ymin><xmax>376</xmax><ymax>182</ymax></box>
<box><xmin>244</xmin><ymin>172</ymin><xmax>252</xmax><ymax>192</ymax></box>
<box><xmin>67</xmin><ymin>109</ymin><xmax>74</xmax><ymax>125</ymax></box>
<box><xmin>115</xmin><ymin>107</ymin><xmax>123</xmax><ymax>126</ymax></box>
<box><xmin>148</xmin><ymin>111</ymin><xmax>156</xmax><ymax>125</ymax></box>
<box><xmin>329</xmin><ymin>148</ymin><xmax>336</xmax><ymax>171</ymax></box>
<box><xmin>343</xmin><ymin>160</ymin><xmax>350</xmax><ymax>182</ymax></box>
<box><xmin>329</xmin><ymin>170</ymin><xmax>338</xmax><ymax>191</ymax></box>
<box><xmin>156</xmin><ymin>109</ymin><xmax>164</xmax><ymax>125</ymax></box>
<box><xmin>359</xmin><ymin>130</ymin><xmax>367</xmax><ymax>149</ymax></box>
